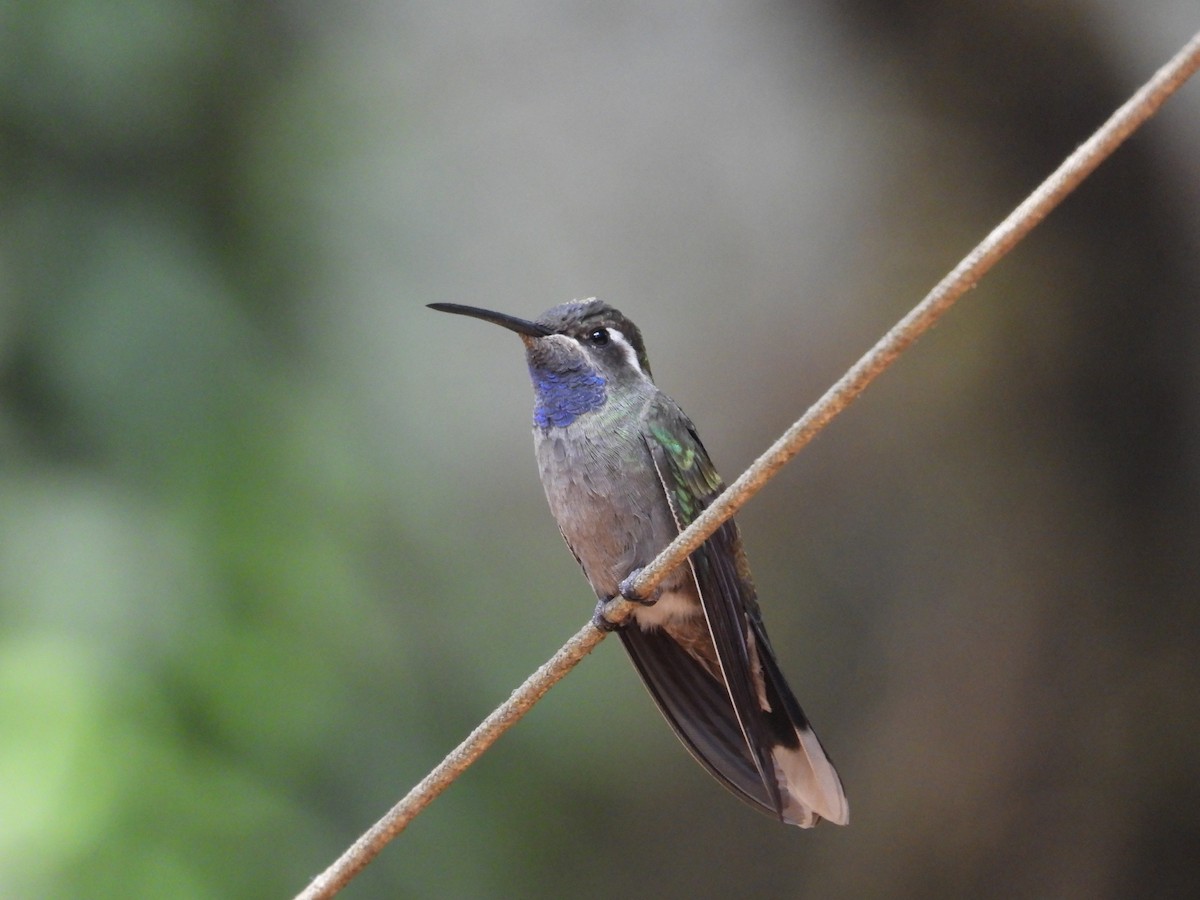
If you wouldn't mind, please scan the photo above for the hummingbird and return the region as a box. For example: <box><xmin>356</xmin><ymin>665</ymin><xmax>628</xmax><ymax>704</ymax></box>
<box><xmin>428</xmin><ymin>299</ymin><xmax>848</xmax><ymax>827</ymax></box>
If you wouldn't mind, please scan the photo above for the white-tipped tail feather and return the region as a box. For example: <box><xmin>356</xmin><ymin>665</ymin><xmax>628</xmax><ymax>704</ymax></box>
<box><xmin>774</xmin><ymin>727</ymin><xmax>850</xmax><ymax>827</ymax></box>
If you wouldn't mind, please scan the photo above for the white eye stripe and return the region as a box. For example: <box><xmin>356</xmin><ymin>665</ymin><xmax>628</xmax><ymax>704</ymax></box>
<box><xmin>607</xmin><ymin>328</ymin><xmax>650</xmax><ymax>379</ymax></box>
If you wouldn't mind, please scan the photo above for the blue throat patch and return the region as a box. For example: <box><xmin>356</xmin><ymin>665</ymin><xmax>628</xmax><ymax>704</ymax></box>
<box><xmin>529</xmin><ymin>362</ymin><xmax>606</xmax><ymax>429</ymax></box>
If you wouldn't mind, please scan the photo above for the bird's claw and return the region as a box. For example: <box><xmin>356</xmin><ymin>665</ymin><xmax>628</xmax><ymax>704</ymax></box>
<box><xmin>592</xmin><ymin>571</ymin><xmax>661</xmax><ymax>632</ymax></box>
<box><xmin>618</xmin><ymin>569</ymin><xmax>658</xmax><ymax>606</ymax></box>
<box><xmin>591</xmin><ymin>598</ymin><xmax>625</xmax><ymax>632</ymax></box>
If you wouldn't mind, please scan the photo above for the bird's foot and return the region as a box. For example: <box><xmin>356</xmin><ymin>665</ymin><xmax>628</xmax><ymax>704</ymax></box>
<box><xmin>591</xmin><ymin>571</ymin><xmax>661</xmax><ymax>632</ymax></box>
<box><xmin>591</xmin><ymin>598</ymin><xmax>626</xmax><ymax>632</ymax></box>
<box><xmin>618</xmin><ymin>568</ymin><xmax>659</xmax><ymax>606</ymax></box>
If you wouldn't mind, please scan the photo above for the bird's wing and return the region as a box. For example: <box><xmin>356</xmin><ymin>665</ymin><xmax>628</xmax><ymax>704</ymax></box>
<box><xmin>618</xmin><ymin>624</ymin><xmax>780</xmax><ymax>815</ymax></box>
<box><xmin>630</xmin><ymin>396</ymin><xmax>786</xmax><ymax>816</ymax></box>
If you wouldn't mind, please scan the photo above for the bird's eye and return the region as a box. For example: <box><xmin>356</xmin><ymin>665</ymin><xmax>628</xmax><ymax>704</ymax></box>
<box><xmin>587</xmin><ymin>328</ymin><xmax>610</xmax><ymax>346</ymax></box>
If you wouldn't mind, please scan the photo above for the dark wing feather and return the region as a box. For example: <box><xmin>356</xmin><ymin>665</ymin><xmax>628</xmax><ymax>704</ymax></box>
<box><xmin>636</xmin><ymin>397</ymin><xmax>787</xmax><ymax>817</ymax></box>
<box><xmin>618</xmin><ymin>625</ymin><xmax>778</xmax><ymax>815</ymax></box>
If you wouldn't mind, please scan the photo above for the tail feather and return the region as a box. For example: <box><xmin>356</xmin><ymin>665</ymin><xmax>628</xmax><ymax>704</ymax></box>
<box><xmin>755</xmin><ymin>617</ymin><xmax>848</xmax><ymax>826</ymax></box>
<box><xmin>620</xmin><ymin>622</ymin><xmax>848</xmax><ymax>827</ymax></box>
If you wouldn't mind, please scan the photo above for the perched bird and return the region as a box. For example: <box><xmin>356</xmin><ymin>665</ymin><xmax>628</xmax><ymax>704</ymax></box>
<box><xmin>429</xmin><ymin>299</ymin><xmax>848</xmax><ymax>827</ymax></box>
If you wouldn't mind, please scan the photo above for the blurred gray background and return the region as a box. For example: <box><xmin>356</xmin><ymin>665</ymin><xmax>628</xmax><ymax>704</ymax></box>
<box><xmin>3</xmin><ymin>2</ymin><xmax>1199</xmax><ymax>897</ymax></box>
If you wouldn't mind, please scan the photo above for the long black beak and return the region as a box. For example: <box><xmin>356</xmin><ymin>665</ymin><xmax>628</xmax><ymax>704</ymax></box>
<box><xmin>428</xmin><ymin>303</ymin><xmax>552</xmax><ymax>337</ymax></box>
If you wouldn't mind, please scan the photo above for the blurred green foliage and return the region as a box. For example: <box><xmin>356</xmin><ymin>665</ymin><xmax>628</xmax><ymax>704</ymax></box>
<box><xmin>0</xmin><ymin>3</ymin><xmax>387</xmax><ymax>895</ymax></box>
